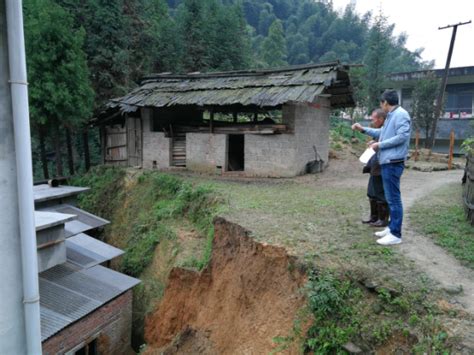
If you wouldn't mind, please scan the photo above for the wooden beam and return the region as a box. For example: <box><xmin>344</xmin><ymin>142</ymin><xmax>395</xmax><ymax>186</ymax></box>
<box><xmin>210</xmin><ymin>110</ymin><xmax>214</xmax><ymax>133</ymax></box>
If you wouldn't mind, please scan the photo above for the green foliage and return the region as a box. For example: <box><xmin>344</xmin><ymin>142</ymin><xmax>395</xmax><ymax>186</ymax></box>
<box><xmin>461</xmin><ymin>137</ymin><xmax>474</xmax><ymax>154</ymax></box>
<box><xmin>330</xmin><ymin>117</ymin><xmax>366</xmax><ymax>152</ymax></box>
<box><xmin>122</xmin><ymin>222</ymin><xmax>175</xmax><ymax>277</ymax></box>
<box><xmin>412</xmin><ymin>73</ymin><xmax>440</xmax><ymax>143</ymax></box>
<box><xmin>304</xmin><ymin>270</ymin><xmax>361</xmax><ymax>353</ymax></box>
<box><xmin>25</xmin><ymin>0</ymin><xmax>94</xmax><ymax>127</ymax></box>
<box><xmin>261</xmin><ymin>19</ymin><xmax>287</xmax><ymax>68</ymax></box>
<box><xmin>72</xmin><ymin>168</ymin><xmax>221</xmax><ymax>276</ymax></box>
<box><xmin>70</xmin><ymin>165</ymin><xmax>126</xmax><ymax>219</ymax></box>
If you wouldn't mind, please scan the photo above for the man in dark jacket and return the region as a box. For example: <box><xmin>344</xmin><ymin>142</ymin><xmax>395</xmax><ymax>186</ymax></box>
<box><xmin>361</xmin><ymin>109</ymin><xmax>389</xmax><ymax>227</ymax></box>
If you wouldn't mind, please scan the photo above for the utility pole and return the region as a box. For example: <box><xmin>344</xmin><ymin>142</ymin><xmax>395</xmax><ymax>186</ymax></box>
<box><xmin>427</xmin><ymin>20</ymin><xmax>471</xmax><ymax>149</ymax></box>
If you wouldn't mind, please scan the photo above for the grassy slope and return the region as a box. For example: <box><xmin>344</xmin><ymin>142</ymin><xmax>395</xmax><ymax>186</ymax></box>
<box><xmin>410</xmin><ymin>183</ymin><xmax>474</xmax><ymax>269</ymax></box>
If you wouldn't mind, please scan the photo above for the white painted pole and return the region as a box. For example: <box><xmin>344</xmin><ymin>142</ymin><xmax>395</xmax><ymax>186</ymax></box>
<box><xmin>4</xmin><ymin>0</ymin><xmax>42</xmax><ymax>353</ymax></box>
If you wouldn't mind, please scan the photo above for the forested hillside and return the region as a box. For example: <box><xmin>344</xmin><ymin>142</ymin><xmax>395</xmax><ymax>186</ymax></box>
<box><xmin>24</xmin><ymin>0</ymin><xmax>433</xmax><ymax>179</ymax></box>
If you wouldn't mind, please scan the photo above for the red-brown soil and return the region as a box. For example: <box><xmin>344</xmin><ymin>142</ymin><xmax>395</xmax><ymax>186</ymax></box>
<box><xmin>144</xmin><ymin>217</ymin><xmax>307</xmax><ymax>354</ymax></box>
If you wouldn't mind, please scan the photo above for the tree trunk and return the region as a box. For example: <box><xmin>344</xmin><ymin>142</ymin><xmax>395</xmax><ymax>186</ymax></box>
<box><xmin>424</xmin><ymin>125</ymin><xmax>430</xmax><ymax>148</ymax></box>
<box><xmin>39</xmin><ymin>126</ymin><xmax>49</xmax><ymax>180</ymax></box>
<box><xmin>66</xmin><ymin>128</ymin><xmax>75</xmax><ymax>175</ymax></box>
<box><xmin>83</xmin><ymin>129</ymin><xmax>90</xmax><ymax>172</ymax></box>
<box><xmin>54</xmin><ymin>124</ymin><xmax>63</xmax><ymax>177</ymax></box>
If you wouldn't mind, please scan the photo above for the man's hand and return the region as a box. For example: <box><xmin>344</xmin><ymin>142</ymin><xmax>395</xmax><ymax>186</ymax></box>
<box><xmin>369</xmin><ymin>142</ymin><xmax>380</xmax><ymax>151</ymax></box>
<box><xmin>351</xmin><ymin>123</ymin><xmax>364</xmax><ymax>132</ymax></box>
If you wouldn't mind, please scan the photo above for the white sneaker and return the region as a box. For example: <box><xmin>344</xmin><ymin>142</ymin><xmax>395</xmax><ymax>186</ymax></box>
<box><xmin>375</xmin><ymin>227</ymin><xmax>390</xmax><ymax>237</ymax></box>
<box><xmin>376</xmin><ymin>233</ymin><xmax>402</xmax><ymax>245</ymax></box>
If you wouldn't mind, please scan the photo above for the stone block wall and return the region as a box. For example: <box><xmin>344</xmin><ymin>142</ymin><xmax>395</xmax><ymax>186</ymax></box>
<box><xmin>42</xmin><ymin>290</ymin><xmax>133</xmax><ymax>355</ymax></box>
<box><xmin>142</xmin><ymin>108</ymin><xmax>170</xmax><ymax>169</ymax></box>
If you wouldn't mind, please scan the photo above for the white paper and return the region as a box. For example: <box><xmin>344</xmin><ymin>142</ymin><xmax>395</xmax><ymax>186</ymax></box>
<box><xmin>359</xmin><ymin>147</ymin><xmax>376</xmax><ymax>164</ymax></box>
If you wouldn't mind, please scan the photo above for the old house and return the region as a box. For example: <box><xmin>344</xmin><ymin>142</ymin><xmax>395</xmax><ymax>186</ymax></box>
<box><xmin>33</xmin><ymin>184</ymin><xmax>139</xmax><ymax>354</ymax></box>
<box><xmin>97</xmin><ymin>62</ymin><xmax>354</xmax><ymax>177</ymax></box>
<box><xmin>387</xmin><ymin>65</ymin><xmax>474</xmax><ymax>153</ymax></box>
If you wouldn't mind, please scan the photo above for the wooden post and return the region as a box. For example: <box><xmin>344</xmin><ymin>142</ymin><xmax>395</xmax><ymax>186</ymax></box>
<box><xmin>233</xmin><ymin>112</ymin><xmax>238</xmax><ymax>123</ymax></box>
<box><xmin>448</xmin><ymin>128</ymin><xmax>455</xmax><ymax>170</ymax></box>
<box><xmin>253</xmin><ymin>112</ymin><xmax>258</xmax><ymax>123</ymax></box>
<box><xmin>210</xmin><ymin>110</ymin><xmax>214</xmax><ymax>133</ymax></box>
<box><xmin>414</xmin><ymin>129</ymin><xmax>420</xmax><ymax>162</ymax></box>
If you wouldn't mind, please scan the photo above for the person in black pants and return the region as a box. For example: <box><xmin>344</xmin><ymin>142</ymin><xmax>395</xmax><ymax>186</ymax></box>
<box><xmin>361</xmin><ymin>109</ymin><xmax>388</xmax><ymax>227</ymax></box>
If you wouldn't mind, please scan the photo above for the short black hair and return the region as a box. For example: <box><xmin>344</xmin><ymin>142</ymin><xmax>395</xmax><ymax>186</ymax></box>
<box><xmin>372</xmin><ymin>108</ymin><xmax>386</xmax><ymax>119</ymax></box>
<box><xmin>380</xmin><ymin>90</ymin><xmax>399</xmax><ymax>106</ymax></box>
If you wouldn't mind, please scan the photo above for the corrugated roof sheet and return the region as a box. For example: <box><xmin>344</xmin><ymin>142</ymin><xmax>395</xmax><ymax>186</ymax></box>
<box><xmin>34</xmin><ymin>185</ymin><xmax>89</xmax><ymax>204</ymax></box>
<box><xmin>35</xmin><ymin>211</ymin><xmax>76</xmax><ymax>232</ymax></box>
<box><xmin>40</xmin><ymin>263</ymin><xmax>139</xmax><ymax>341</ymax></box>
<box><xmin>108</xmin><ymin>62</ymin><xmax>353</xmax><ymax>109</ymax></box>
<box><xmin>66</xmin><ymin>233</ymin><xmax>124</xmax><ymax>268</ymax></box>
<box><xmin>41</xmin><ymin>204</ymin><xmax>109</xmax><ymax>238</ymax></box>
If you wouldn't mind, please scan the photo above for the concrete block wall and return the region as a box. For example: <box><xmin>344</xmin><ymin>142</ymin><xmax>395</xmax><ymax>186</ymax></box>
<box><xmin>244</xmin><ymin>135</ymin><xmax>298</xmax><ymax>177</ymax></box>
<box><xmin>42</xmin><ymin>290</ymin><xmax>133</xmax><ymax>355</ymax></box>
<box><xmin>141</xmin><ymin>108</ymin><xmax>171</xmax><ymax>169</ymax></box>
<box><xmin>293</xmin><ymin>98</ymin><xmax>331</xmax><ymax>174</ymax></box>
<box><xmin>186</xmin><ymin>133</ymin><xmax>227</xmax><ymax>173</ymax></box>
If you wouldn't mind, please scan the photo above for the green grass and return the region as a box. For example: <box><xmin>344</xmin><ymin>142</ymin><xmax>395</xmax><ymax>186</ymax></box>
<box><xmin>72</xmin><ymin>168</ymin><xmax>223</xmax><ymax>275</ymax></box>
<box><xmin>410</xmin><ymin>183</ymin><xmax>474</xmax><ymax>269</ymax></box>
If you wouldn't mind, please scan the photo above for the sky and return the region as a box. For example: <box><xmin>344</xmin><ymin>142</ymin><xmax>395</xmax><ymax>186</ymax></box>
<box><xmin>331</xmin><ymin>0</ymin><xmax>474</xmax><ymax>69</ymax></box>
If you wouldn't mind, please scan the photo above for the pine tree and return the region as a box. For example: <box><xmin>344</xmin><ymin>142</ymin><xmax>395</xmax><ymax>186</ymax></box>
<box><xmin>25</xmin><ymin>0</ymin><xmax>94</xmax><ymax>177</ymax></box>
<box><xmin>55</xmin><ymin>0</ymin><xmax>132</xmax><ymax>108</ymax></box>
<box><xmin>261</xmin><ymin>19</ymin><xmax>287</xmax><ymax>68</ymax></box>
<box><xmin>177</xmin><ymin>0</ymin><xmax>210</xmax><ymax>72</ymax></box>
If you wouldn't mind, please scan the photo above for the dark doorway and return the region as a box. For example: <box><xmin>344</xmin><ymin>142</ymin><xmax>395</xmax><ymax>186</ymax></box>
<box><xmin>227</xmin><ymin>135</ymin><xmax>244</xmax><ymax>171</ymax></box>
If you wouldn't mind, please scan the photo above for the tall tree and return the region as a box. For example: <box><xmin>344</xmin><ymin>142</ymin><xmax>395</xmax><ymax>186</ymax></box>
<box><xmin>25</xmin><ymin>0</ymin><xmax>94</xmax><ymax>177</ymax></box>
<box><xmin>56</xmin><ymin>0</ymin><xmax>131</xmax><ymax>108</ymax></box>
<box><xmin>412</xmin><ymin>73</ymin><xmax>440</xmax><ymax>146</ymax></box>
<box><xmin>261</xmin><ymin>19</ymin><xmax>287</xmax><ymax>68</ymax></box>
<box><xmin>363</xmin><ymin>10</ymin><xmax>390</xmax><ymax>109</ymax></box>
<box><xmin>177</xmin><ymin>0</ymin><xmax>210</xmax><ymax>72</ymax></box>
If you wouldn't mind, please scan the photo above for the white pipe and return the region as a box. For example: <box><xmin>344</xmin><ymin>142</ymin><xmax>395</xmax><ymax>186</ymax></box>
<box><xmin>5</xmin><ymin>0</ymin><xmax>42</xmax><ymax>354</ymax></box>
<box><xmin>0</xmin><ymin>2</ymin><xmax>27</xmax><ymax>353</ymax></box>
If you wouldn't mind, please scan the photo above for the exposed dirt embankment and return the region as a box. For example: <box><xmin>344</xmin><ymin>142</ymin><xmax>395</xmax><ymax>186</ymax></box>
<box><xmin>144</xmin><ymin>217</ymin><xmax>307</xmax><ymax>354</ymax></box>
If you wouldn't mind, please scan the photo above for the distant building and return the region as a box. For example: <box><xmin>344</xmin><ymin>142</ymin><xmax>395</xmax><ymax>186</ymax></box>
<box><xmin>95</xmin><ymin>62</ymin><xmax>354</xmax><ymax>177</ymax></box>
<box><xmin>387</xmin><ymin>66</ymin><xmax>474</xmax><ymax>153</ymax></box>
<box><xmin>34</xmin><ymin>184</ymin><xmax>139</xmax><ymax>354</ymax></box>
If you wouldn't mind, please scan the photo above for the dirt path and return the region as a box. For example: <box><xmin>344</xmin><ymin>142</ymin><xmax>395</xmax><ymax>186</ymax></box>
<box><xmin>399</xmin><ymin>169</ymin><xmax>474</xmax><ymax>314</ymax></box>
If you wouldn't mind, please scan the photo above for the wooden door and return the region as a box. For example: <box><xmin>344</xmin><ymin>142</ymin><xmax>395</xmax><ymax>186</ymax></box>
<box><xmin>127</xmin><ymin>117</ymin><xmax>142</xmax><ymax>167</ymax></box>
